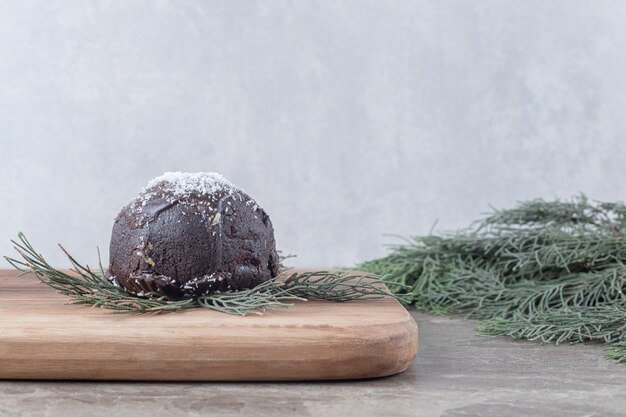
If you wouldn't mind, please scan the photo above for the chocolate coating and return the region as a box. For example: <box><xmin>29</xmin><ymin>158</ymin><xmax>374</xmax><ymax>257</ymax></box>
<box><xmin>109</xmin><ymin>174</ymin><xmax>279</xmax><ymax>299</ymax></box>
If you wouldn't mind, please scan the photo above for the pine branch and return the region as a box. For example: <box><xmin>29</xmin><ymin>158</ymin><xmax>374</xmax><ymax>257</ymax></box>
<box><xmin>4</xmin><ymin>232</ymin><xmax>400</xmax><ymax>315</ymax></box>
<box><xmin>477</xmin><ymin>306</ymin><xmax>626</xmax><ymax>344</ymax></box>
<box><xmin>359</xmin><ymin>195</ymin><xmax>626</xmax><ymax>363</ymax></box>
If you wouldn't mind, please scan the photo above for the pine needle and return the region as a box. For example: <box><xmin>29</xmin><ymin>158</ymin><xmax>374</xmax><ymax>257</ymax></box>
<box><xmin>4</xmin><ymin>232</ymin><xmax>401</xmax><ymax>315</ymax></box>
<box><xmin>358</xmin><ymin>195</ymin><xmax>626</xmax><ymax>363</ymax></box>
<box><xmin>606</xmin><ymin>340</ymin><xmax>626</xmax><ymax>363</ymax></box>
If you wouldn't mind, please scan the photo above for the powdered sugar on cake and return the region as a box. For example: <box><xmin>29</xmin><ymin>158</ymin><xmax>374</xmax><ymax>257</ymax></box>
<box><xmin>140</xmin><ymin>172</ymin><xmax>247</xmax><ymax>204</ymax></box>
<box><xmin>146</xmin><ymin>172</ymin><xmax>239</xmax><ymax>199</ymax></box>
<box><xmin>128</xmin><ymin>172</ymin><xmax>255</xmax><ymax>219</ymax></box>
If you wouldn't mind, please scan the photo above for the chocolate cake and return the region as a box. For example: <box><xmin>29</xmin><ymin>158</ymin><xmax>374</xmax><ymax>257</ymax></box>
<box><xmin>108</xmin><ymin>172</ymin><xmax>279</xmax><ymax>299</ymax></box>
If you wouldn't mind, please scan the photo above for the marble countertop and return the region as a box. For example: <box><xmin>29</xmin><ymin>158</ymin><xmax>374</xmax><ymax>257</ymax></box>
<box><xmin>1</xmin><ymin>311</ymin><xmax>623</xmax><ymax>417</ymax></box>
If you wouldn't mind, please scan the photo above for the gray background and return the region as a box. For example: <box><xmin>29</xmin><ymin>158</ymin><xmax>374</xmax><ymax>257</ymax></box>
<box><xmin>1</xmin><ymin>0</ymin><xmax>626</xmax><ymax>268</ymax></box>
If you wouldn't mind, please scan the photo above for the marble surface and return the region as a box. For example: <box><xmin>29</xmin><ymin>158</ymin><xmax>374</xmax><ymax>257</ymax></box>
<box><xmin>1</xmin><ymin>311</ymin><xmax>623</xmax><ymax>417</ymax></box>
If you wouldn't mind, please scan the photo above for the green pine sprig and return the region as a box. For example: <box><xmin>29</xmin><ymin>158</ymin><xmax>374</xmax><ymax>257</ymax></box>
<box><xmin>5</xmin><ymin>232</ymin><xmax>401</xmax><ymax>315</ymax></box>
<box><xmin>358</xmin><ymin>195</ymin><xmax>626</xmax><ymax>362</ymax></box>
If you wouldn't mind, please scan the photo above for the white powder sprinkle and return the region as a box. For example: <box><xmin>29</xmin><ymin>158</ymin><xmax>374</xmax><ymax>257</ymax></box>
<box><xmin>131</xmin><ymin>172</ymin><xmax>259</xmax><ymax>217</ymax></box>
<box><xmin>128</xmin><ymin>171</ymin><xmax>266</xmax><ymax>225</ymax></box>
<box><xmin>144</xmin><ymin>172</ymin><xmax>241</xmax><ymax>200</ymax></box>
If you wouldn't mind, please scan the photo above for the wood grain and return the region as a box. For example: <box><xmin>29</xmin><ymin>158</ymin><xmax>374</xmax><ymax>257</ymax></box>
<box><xmin>0</xmin><ymin>270</ymin><xmax>417</xmax><ymax>381</ymax></box>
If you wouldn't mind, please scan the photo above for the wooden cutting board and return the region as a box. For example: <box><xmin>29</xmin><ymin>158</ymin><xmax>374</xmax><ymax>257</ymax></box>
<box><xmin>0</xmin><ymin>270</ymin><xmax>417</xmax><ymax>381</ymax></box>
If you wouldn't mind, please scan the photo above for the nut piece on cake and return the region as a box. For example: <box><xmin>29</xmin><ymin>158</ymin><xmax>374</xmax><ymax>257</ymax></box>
<box><xmin>108</xmin><ymin>172</ymin><xmax>279</xmax><ymax>299</ymax></box>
